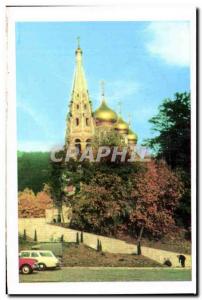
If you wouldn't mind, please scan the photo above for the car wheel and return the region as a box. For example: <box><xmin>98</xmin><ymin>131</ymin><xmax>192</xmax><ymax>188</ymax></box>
<box><xmin>38</xmin><ymin>263</ymin><xmax>46</xmax><ymax>271</ymax></box>
<box><xmin>21</xmin><ymin>264</ymin><xmax>32</xmax><ymax>275</ymax></box>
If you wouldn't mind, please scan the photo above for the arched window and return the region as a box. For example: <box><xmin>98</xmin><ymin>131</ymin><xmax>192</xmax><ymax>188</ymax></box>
<box><xmin>86</xmin><ymin>139</ymin><xmax>91</xmax><ymax>148</ymax></box>
<box><xmin>75</xmin><ymin>118</ymin><xmax>79</xmax><ymax>126</ymax></box>
<box><xmin>84</xmin><ymin>104</ymin><xmax>87</xmax><ymax>110</ymax></box>
<box><xmin>75</xmin><ymin>139</ymin><xmax>81</xmax><ymax>153</ymax></box>
<box><xmin>76</xmin><ymin>104</ymin><xmax>79</xmax><ymax>109</ymax></box>
<box><xmin>86</xmin><ymin>118</ymin><xmax>89</xmax><ymax>126</ymax></box>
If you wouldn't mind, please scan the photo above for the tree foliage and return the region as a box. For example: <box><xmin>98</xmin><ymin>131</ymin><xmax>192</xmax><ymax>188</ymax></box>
<box><xmin>70</xmin><ymin>173</ymin><xmax>132</xmax><ymax>236</ymax></box>
<box><xmin>129</xmin><ymin>160</ymin><xmax>183</xmax><ymax>238</ymax></box>
<box><xmin>174</xmin><ymin>168</ymin><xmax>191</xmax><ymax>228</ymax></box>
<box><xmin>93</xmin><ymin>127</ymin><xmax>125</xmax><ymax>148</ymax></box>
<box><xmin>49</xmin><ymin>160</ymin><xmax>64</xmax><ymax>207</ymax></box>
<box><xmin>145</xmin><ymin>92</ymin><xmax>191</xmax><ymax>228</ymax></box>
<box><xmin>145</xmin><ymin>92</ymin><xmax>191</xmax><ymax>171</ymax></box>
<box><xmin>18</xmin><ymin>184</ymin><xmax>53</xmax><ymax>218</ymax></box>
<box><xmin>70</xmin><ymin>161</ymin><xmax>183</xmax><ymax>239</ymax></box>
<box><xmin>17</xmin><ymin>151</ymin><xmax>51</xmax><ymax>193</ymax></box>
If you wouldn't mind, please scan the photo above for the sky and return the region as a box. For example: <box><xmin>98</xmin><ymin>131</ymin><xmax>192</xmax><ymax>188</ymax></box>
<box><xmin>16</xmin><ymin>21</ymin><xmax>190</xmax><ymax>152</ymax></box>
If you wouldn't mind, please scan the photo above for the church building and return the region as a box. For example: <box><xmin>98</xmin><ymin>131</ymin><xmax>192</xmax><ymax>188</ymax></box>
<box><xmin>65</xmin><ymin>40</ymin><xmax>138</xmax><ymax>153</ymax></box>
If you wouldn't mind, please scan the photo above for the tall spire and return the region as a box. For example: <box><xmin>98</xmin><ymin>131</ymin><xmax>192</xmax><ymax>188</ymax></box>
<box><xmin>72</xmin><ymin>38</ymin><xmax>88</xmax><ymax>94</ymax></box>
<box><xmin>66</xmin><ymin>38</ymin><xmax>94</xmax><ymax>150</ymax></box>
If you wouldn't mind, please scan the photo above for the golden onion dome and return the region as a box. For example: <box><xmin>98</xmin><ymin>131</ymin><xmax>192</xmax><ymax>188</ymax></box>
<box><xmin>94</xmin><ymin>100</ymin><xmax>118</xmax><ymax>122</ymax></box>
<box><xmin>115</xmin><ymin>117</ymin><xmax>129</xmax><ymax>131</ymax></box>
<box><xmin>127</xmin><ymin>129</ymin><xmax>138</xmax><ymax>141</ymax></box>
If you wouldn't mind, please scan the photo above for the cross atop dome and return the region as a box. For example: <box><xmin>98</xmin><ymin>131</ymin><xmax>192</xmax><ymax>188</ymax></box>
<box><xmin>128</xmin><ymin>113</ymin><xmax>131</xmax><ymax>126</ymax></box>
<box><xmin>75</xmin><ymin>37</ymin><xmax>82</xmax><ymax>57</ymax></box>
<box><xmin>118</xmin><ymin>100</ymin><xmax>122</xmax><ymax>116</ymax></box>
<box><xmin>77</xmin><ymin>36</ymin><xmax>80</xmax><ymax>48</ymax></box>
<box><xmin>100</xmin><ymin>80</ymin><xmax>105</xmax><ymax>98</ymax></box>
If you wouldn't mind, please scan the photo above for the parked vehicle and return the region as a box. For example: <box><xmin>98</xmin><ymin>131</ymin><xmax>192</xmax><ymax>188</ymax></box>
<box><xmin>19</xmin><ymin>257</ymin><xmax>38</xmax><ymax>274</ymax></box>
<box><xmin>19</xmin><ymin>250</ymin><xmax>60</xmax><ymax>270</ymax></box>
<box><xmin>31</xmin><ymin>242</ymin><xmax>63</xmax><ymax>257</ymax></box>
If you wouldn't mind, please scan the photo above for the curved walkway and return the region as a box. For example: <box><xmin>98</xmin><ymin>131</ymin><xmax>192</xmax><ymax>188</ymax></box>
<box><xmin>19</xmin><ymin>218</ymin><xmax>191</xmax><ymax>267</ymax></box>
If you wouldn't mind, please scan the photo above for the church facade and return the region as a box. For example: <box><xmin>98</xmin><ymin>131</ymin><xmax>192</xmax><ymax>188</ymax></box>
<box><xmin>65</xmin><ymin>41</ymin><xmax>138</xmax><ymax>153</ymax></box>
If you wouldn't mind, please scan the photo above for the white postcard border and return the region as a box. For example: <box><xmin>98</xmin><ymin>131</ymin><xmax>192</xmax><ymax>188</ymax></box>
<box><xmin>6</xmin><ymin>4</ymin><xmax>197</xmax><ymax>295</ymax></box>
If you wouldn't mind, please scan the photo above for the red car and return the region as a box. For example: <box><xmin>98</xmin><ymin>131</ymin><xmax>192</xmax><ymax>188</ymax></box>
<box><xmin>19</xmin><ymin>257</ymin><xmax>39</xmax><ymax>274</ymax></box>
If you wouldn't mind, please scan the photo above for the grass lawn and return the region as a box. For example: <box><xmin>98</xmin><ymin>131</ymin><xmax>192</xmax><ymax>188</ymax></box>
<box><xmin>20</xmin><ymin>267</ymin><xmax>191</xmax><ymax>282</ymax></box>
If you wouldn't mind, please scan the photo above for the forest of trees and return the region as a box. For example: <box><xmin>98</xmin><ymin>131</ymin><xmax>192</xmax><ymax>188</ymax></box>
<box><xmin>17</xmin><ymin>151</ymin><xmax>51</xmax><ymax>193</ymax></box>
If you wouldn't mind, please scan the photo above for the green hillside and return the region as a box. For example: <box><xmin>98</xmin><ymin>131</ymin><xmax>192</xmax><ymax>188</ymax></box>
<box><xmin>17</xmin><ymin>151</ymin><xmax>51</xmax><ymax>193</ymax></box>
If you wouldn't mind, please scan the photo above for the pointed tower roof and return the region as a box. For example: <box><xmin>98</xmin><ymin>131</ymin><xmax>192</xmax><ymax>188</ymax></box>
<box><xmin>72</xmin><ymin>37</ymin><xmax>88</xmax><ymax>94</ymax></box>
<box><xmin>65</xmin><ymin>38</ymin><xmax>94</xmax><ymax>148</ymax></box>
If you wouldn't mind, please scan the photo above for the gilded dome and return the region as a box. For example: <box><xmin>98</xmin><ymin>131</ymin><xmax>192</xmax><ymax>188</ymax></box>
<box><xmin>94</xmin><ymin>100</ymin><xmax>117</xmax><ymax>122</ymax></box>
<box><xmin>127</xmin><ymin>129</ymin><xmax>138</xmax><ymax>141</ymax></box>
<box><xmin>115</xmin><ymin>117</ymin><xmax>129</xmax><ymax>131</ymax></box>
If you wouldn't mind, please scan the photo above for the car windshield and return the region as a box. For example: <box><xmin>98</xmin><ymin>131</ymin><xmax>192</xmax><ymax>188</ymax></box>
<box><xmin>39</xmin><ymin>252</ymin><xmax>54</xmax><ymax>257</ymax></box>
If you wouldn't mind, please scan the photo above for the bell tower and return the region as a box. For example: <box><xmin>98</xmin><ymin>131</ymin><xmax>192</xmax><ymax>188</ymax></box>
<box><xmin>65</xmin><ymin>38</ymin><xmax>94</xmax><ymax>152</ymax></box>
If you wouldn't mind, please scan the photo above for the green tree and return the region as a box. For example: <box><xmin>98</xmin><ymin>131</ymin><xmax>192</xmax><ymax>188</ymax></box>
<box><xmin>174</xmin><ymin>168</ymin><xmax>191</xmax><ymax>228</ymax></box>
<box><xmin>17</xmin><ymin>151</ymin><xmax>52</xmax><ymax>193</ymax></box>
<box><xmin>49</xmin><ymin>160</ymin><xmax>63</xmax><ymax>208</ymax></box>
<box><xmin>92</xmin><ymin>127</ymin><xmax>131</xmax><ymax>164</ymax></box>
<box><xmin>80</xmin><ymin>231</ymin><xmax>84</xmax><ymax>243</ymax></box>
<box><xmin>76</xmin><ymin>232</ymin><xmax>79</xmax><ymax>244</ymax></box>
<box><xmin>34</xmin><ymin>229</ymin><xmax>37</xmax><ymax>241</ymax></box>
<box><xmin>145</xmin><ymin>92</ymin><xmax>191</xmax><ymax>228</ymax></box>
<box><xmin>145</xmin><ymin>92</ymin><xmax>191</xmax><ymax>171</ymax></box>
<box><xmin>93</xmin><ymin>127</ymin><xmax>125</xmax><ymax>149</ymax></box>
<box><xmin>23</xmin><ymin>229</ymin><xmax>27</xmax><ymax>241</ymax></box>
<box><xmin>70</xmin><ymin>172</ymin><xmax>132</xmax><ymax>236</ymax></box>
<box><xmin>97</xmin><ymin>239</ymin><xmax>100</xmax><ymax>251</ymax></box>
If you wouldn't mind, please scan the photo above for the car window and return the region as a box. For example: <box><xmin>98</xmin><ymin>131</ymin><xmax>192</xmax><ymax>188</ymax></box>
<box><xmin>20</xmin><ymin>252</ymin><xmax>30</xmax><ymax>257</ymax></box>
<box><xmin>31</xmin><ymin>252</ymin><xmax>39</xmax><ymax>257</ymax></box>
<box><xmin>39</xmin><ymin>252</ymin><xmax>53</xmax><ymax>257</ymax></box>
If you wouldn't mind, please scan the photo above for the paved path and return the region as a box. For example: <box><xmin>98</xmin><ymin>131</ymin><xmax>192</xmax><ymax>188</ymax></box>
<box><xmin>19</xmin><ymin>218</ymin><xmax>191</xmax><ymax>267</ymax></box>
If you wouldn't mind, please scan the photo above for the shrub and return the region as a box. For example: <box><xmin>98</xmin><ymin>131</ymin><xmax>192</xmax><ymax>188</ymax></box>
<box><xmin>61</xmin><ymin>234</ymin><xmax>64</xmax><ymax>242</ymax></box>
<box><xmin>23</xmin><ymin>229</ymin><xmax>26</xmax><ymax>241</ymax></box>
<box><xmin>76</xmin><ymin>232</ymin><xmax>79</xmax><ymax>244</ymax></box>
<box><xmin>34</xmin><ymin>230</ymin><xmax>37</xmax><ymax>242</ymax></box>
<box><xmin>80</xmin><ymin>231</ymin><xmax>83</xmax><ymax>243</ymax></box>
